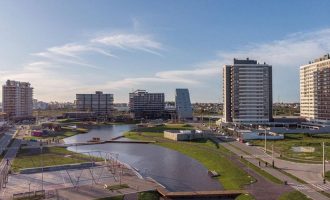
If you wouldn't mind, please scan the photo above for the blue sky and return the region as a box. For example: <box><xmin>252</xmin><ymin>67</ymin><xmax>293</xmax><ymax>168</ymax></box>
<box><xmin>1</xmin><ymin>0</ymin><xmax>330</xmax><ymax>103</ymax></box>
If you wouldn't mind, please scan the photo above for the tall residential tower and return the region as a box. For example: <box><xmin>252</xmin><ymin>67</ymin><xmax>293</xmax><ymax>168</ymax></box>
<box><xmin>2</xmin><ymin>80</ymin><xmax>33</xmax><ymax>119</ymax></box>
<box><xmin>300</xmin><ymin>54</ymin><xmax>330</xmax><ymax>125</ymax></box>
<box><xmin>223</xmin><ymin>58</ymin><xmax>273</xmax><ymax>124</ymax></box>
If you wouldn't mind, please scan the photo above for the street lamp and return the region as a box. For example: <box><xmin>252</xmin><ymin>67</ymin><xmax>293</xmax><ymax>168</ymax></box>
<box><xmin>322</xmin><ymin>142</ymin><xmax>326</xmax><ymax>183</ymax></box>
<box><xmin>264</xmin><ymin>127</ymin><xmax>267</xmax><ymax>153</ymax></box>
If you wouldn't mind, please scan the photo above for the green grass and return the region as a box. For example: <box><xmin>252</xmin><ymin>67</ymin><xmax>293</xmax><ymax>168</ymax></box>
<box><xmin>105</xmin><ymin>184</ymin><xmax>129</xmax><ymax>191</ymax></box>
<box><xmin>278</xmin><ymin>191</ymin><xmax>311</xmax><ymax>200</ymax></box>
<box><xmin>23</xmin><ymin>128</ymin><xmax>89</xmax><ymax>141</ymax></box>
<box><xmin>138</xmin><ymin>191</ymin><xmax>160</xmax><ymax>200</ymax></box>
<box><xmin>125</xmin><ymin>127</ymin><xmax>255</xmax><ymax>190</ymax></box>
<box><xmin>134</xmin><ymin>123</ymin><xmax>193</xmax><ymax>133</ymax></box>
<box><xmin>96</xmin><ymin>196</ymin><xmax>124</xmax><ymax>200</ymax></box>
<box><xmin>239</xmin><ymin>158</ymin><xmax>283</xmax><ymax>184</ymax></box>
<box><xmin>235</xmin><ymin>193</ymin><xmax>255</xmax><ymax>200</ymax></box>
<box><xmin>11</xmin><ymin>147</ymin><xmax>101</xmax><ymax>172</ymax></box>
<box><xmin>326</xmin><ymin>171</ymin><xmax>330</xmax><ymax>181</ymax></box>
<box><xmin>250</xmin><ymin>134</ymin><xmax>330</xmax><ymax>163</ymax></box>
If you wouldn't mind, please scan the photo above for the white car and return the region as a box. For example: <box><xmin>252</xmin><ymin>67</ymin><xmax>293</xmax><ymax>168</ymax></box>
<box><xmin>245</xmin><ymin>142</ymin><xmax>252</xmax><ymax>146</ymax></box>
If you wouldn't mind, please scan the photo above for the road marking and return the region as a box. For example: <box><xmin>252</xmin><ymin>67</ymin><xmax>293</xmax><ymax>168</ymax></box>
<box><xmin>291</xmin><ymin>184</ymin><xmax>313</xmax><ymax>192</ymax></box>
<box><xmin>311</xmin><ymin>183</ymin><xmax>330</xmax><ymax>191</ymax></box>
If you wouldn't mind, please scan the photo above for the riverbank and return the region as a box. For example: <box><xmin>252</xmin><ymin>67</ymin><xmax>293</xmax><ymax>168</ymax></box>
<box><xmin>124</xmin><ymin>124</ymin><xmax>254</xmax><ymax>191</ymax></box>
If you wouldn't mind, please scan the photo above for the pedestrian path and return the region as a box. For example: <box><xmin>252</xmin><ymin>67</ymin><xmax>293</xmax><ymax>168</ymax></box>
<box><xmin>311</xmin><ymin>183</ymin><xmax>330</xmax><ymax>192</ymax></box>
<box><xmin>290</xmin><ymin>183</ymin><xmax>330</xmax><ymax>192</ymax></box>
<box><xmin>217</xmin><ymin>140</ymin><xmax>330</xmax><ymax>200</ymax></box>
<box><xmin>290</xmin><ymin>184</ymin><xmax>314</xmax><ymax>192</ymax></box>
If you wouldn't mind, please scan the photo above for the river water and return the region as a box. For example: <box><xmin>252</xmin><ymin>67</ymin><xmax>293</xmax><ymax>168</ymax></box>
<box><xmin>64</xmin><ymin>125</ymin><xmax>222</xmax><ymax>191</ymax></box>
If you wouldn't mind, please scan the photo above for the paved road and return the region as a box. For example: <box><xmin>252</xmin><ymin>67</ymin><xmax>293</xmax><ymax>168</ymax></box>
<box><xmin>0</xmin><ymin>128</ymin><xmax>21</xmax><ymax>191</ymax></box>
<box><xmin>0</xmin><ymin>134</ymin><xmax>12</xmax><ymax>155</ymax></box>
<box><xmin>217</xmin><ymin>138</ymin><xmax>330</xmax><ymax>200</ymax></box>
<box><xmin>229</xmin><ymin>140</ymin><xmax>330</xmax><ymax>184</ymax></box>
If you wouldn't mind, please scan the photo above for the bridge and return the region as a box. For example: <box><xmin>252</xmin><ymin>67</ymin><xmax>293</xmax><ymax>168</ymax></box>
<box><xmin>157</xmin><ymin>187</ymin><xmax>246</xmax><ymax>199</ymax></box>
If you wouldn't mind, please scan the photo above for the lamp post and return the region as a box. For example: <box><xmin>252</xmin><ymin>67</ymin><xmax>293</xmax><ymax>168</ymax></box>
<box><xmin>264</xmin><ymin>128</ymin><xmax>267</xmax><ymax>153</ymax></box>
<box><xmin>272</xmin><ymin>144</ymin><xmax>275</xmax><ymax>168</ymax></box>
<box><xmin>323</xmin><ymin>142</ymin><xmax>326</xmax><ymax>183</ymax></box>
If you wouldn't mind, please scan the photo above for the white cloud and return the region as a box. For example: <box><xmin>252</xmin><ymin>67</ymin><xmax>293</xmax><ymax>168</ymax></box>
<box><xmin>98</xmin><ymin>28</ymin><xmax>330</xmax><ymax>103</ymax></box>
<box><xmin>4</xmin><ymin>28</ymin><xmax>330</xmax><ymax>102</ymax></box>
<box><xmin>47</xmin><ymin>43</ymin><xmax>116</xmax><ymax>58</ymax></box>
<box><xmin>217</xmin><ymin>28</ymin><xmax>330</xmax><ymax>67</ymax></box>
<box><xmin>91</xmin><ymin>34</ymin><xmax>163</xmax><ymax>56</ymax></box>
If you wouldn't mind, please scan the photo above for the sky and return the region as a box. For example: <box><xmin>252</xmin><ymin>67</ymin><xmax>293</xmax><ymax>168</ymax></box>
<box><xmin>1</xmin><ymin>0</ymin><xmax>330</xmax><ymax>103</ymax></box>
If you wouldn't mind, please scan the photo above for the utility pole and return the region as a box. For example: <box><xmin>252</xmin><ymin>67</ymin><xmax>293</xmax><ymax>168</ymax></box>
<box><xmin>272</xmin><ymin>144</ymin><xmax>275</xmax><ymax>168</ymax></box>
<box><xmin>264</xmin><ymin>128</ymin><xmax>267</xmax><ymax>153</ymax></box>
<box><xmin>323</xmin><ymin>142</ymin><xmax>326</xmax><ymax>183</ymax></box>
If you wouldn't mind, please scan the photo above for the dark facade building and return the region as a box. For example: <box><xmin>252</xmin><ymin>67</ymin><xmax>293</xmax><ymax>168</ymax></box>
<box><xmin>76</xmin><ymin>91</ymin><xmax>114</xmax><ymax>117</ymax></box>
<box><xmin>129</xmin><ymin>90</ymin><xmax>165</xmax><ymax>119</ymax></box>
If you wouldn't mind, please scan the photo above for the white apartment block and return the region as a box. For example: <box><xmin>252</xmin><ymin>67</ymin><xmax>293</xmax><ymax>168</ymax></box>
<box><xmin>2</xmin><ymin>80</ymin><xmax>33</xmax><ymax>119</ymax></box>
<box><xmin>300</xmin><ymin>54</ymin><xmax>330</xmax><ymax>124</ymax></box>
<box><xmin>223</xmin><ymin>58</ymin><xmax>273</xmax><ymax>124</ymax></box>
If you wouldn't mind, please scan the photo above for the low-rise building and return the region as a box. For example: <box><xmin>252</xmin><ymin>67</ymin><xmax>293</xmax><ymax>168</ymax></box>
<box><xmin>164</xmin><ymin>130</ymin><xmax>209</xmax><ymax>141</ymax></box>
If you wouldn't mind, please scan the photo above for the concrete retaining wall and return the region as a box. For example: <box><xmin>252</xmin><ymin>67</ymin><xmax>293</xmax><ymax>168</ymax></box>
<box><xmin>20</xmin><ymin>162</ymin><xmax>95</xmax><ymax>174</ymax></box>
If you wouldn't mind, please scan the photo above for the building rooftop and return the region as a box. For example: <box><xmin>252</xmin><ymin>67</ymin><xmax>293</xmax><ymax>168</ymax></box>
<box><xmin>309</xmin><ymin>54</ymin><xmax>330</xmax><ymax>64</ymax></box>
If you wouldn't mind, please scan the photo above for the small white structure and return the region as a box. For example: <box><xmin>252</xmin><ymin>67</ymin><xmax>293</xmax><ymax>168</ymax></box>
<box><xmin>164</xmin><ymin>130</ymin><xmax>208</xmax><ymax>141</ymax></box>
<box><xmin>240</xmin><ymin>130</ymin><xmax>284</xmax><ymax>140</ymax></box>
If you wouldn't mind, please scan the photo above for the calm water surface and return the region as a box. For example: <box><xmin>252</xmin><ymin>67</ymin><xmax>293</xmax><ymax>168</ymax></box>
<box><xmin>63</xmin><ymin>124</ymin><xmax>136</xmax><ymax>144</ymax></box>
<box><xmin>65</xmin><ymin>125</ymin><xmax>222</xmax><ymax>191</ymax></box>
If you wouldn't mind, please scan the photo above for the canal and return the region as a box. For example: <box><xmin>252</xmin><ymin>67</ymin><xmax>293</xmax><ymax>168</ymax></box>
<box><xmin>64</xmin><ymin>125</ymin><xmax>222</xmax><ymax>191</ymax></box>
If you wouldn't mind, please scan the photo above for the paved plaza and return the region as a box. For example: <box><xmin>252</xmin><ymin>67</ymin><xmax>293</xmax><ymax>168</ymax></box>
<box><xmin>1</xmin><ymin>165</ymin><xmax>159</xmax><ymax>200</ymax></box>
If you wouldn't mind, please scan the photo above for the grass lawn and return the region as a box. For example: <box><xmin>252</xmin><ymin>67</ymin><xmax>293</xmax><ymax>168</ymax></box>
<box><xmin>23</xmin><ymin>131</ymin><xmax>77</xmax><ymax>141</ymax></box>
<box><xmin>278</xmin><ymin>191</ymin><xmax>311</xmax><ymax>200</ymax></box>
<box><xmin>239</xmin><ymin>158</ymin><xmax>283</xmax><ymax>184</ymax></box>
<box><xmin>133</xmin><ymin>123</ymin><xmax>194</xmax><ymax>133</ymax></box>
<box><xmin>138</xmin><ymin>191</ymin><xmax>160</xmax><ymax>200</ymax></box>
<box><xmin>11</xmin><ymin>147</ymin><xmax>101</xmax><ymax>172</ymax></box>
<box><xmin>105</xmin><ymin>184</ymin><xmax>129</xmax><ymax>191</ymax></box>
<box><xmin>250</xmin><ymin>134</ymin><xmax>330</xmax><ymax>163</ymax></box>
<box><xmin>326</xmin><ymin>171</ymin><xmax>330</xmax><ymax>181</ymax></box>
<box><xmin>125</xmin><ymin>124</ymin><xmax>255</xmax><ymax>190</ymax></box>
<box><xmin>96</xmin><ymin>196</ymin><xmax>124</xmax><ymax>200</ymax></box>
<box><xmin>235</xmin><ymin>193</ymin><xmax>255</xmax><ymax>200</ymax></box>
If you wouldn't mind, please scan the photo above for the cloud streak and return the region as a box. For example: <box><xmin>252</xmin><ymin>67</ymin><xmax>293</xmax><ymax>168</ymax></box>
<box><xmin>91</xmin><ymin>34</ymin><xmax>163</xmax><ymax>56</ymax></box>
<box><xmin>4</xmin><ymin>28</ymin><xmax>330</xmax><ymax>102</ymax></box>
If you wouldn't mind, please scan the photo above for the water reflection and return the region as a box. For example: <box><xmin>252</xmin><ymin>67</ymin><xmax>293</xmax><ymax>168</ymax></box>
<box><xmin>65</xmin><ymin>125</ymin><xmax>222</xmax><ymax>191</ymax></box>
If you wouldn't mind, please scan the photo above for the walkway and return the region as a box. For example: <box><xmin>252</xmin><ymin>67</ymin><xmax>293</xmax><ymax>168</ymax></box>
<box><xmin>219</xmin><ymin>139</ymin><xmax>330</xmax><ymax>200</ymax></box>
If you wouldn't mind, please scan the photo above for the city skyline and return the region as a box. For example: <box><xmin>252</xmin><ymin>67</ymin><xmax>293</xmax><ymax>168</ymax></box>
<box><xmin>1</xmin><ymin>1</ymin><xmax>330</xmax><ymax>103</ymax></box>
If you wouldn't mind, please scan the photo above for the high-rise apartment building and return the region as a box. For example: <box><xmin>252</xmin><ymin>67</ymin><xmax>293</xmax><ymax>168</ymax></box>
<box><xmin>2</xmin><ymin>80</ymin><xmax>33</xmax><ymax>119</ymax></box>
<box><xmin>129</xmin><ymin>90</ymin><xmax>165</xmax><ymax>119</ymax></box>
<box><xmin>175</xmin><ymin>88</ymin><xmax>193</xmax><ymax>120</ymax></box>
<box><xmin>76</xmin><ymin>91</ymin><xmax>114</xmax><ymax>116</ymax></box>
<box><xmin>300</xmin><ymin>54</ymin><xmax>330</xmax><ymax>124</ymax></box>
<box><xmin>223</xmin><ymin>58</ymin><xmax>273</xmax><ymax>124</ymax></box>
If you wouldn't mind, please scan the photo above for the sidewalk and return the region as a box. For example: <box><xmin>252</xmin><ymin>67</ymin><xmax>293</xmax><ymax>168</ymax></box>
<box><xmin>218</xmin><ymin>140</ymin><xmax>329</xmax><ymax>200</ymax></box>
